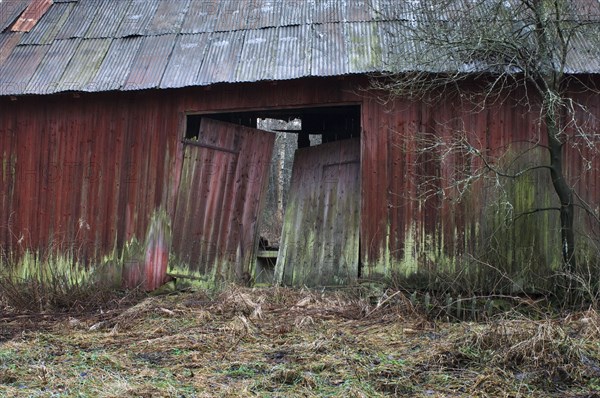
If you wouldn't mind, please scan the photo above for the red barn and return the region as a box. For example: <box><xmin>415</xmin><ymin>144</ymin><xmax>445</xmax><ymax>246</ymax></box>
<box><xmin>0</xmin><ymin>0</ymin><xmax>599</xmax><ymax>292</ymax></box>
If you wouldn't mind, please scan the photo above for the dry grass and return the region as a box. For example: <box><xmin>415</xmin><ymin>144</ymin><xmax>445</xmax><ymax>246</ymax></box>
<box><xmin>1</xmin><ymin>286</ymin><xmax>599</xmax><ymax>397</ymax></box>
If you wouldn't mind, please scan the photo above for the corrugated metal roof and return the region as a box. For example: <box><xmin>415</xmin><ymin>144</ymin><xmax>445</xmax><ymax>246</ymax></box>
<box><xmin>0</xmin><ymin>0</ymin><xmax>597</xmax><ymax>96</ymax></box>
<box><xmin>196</xmin><ymin>30</ymin><xmax>245</xmax><ymax>85</ymax></box>
<box><xmin>88</xmin><ymin>36</ymin><xmax>143</xmax><ymax>91</ymax></box>
<box><xmin>245</xmin><ymin>1</ymin><xmax>282</xmax><ymax>30</ymax></box>
<box><xmin>311</xmin><ymin>0</ymin><xmax>346</xmax><ymax>24</ymax></box>
<box><xmin>273</xmin><ymin>24</ymin><xmax>311</xmax><ymax>81</ymax></box>
<box><xmin>0</xmin><ymin>43</ymin><xmax>48</xmax><ymax>95</ymax></box>
<box><xmin>565</xmin><ymin>24</ymin><xmax>600</xmax><ymax>73</ymax></box>
<box><xmin>180</xmin><ymin>0</ymin><xmax>219</xmax><ymax>34</ymax></box>
<box><xmin>25</xmin><ymin>38</ymin><xmax>79</xmax><ymax>94</ymax></box>
<box><xmin>58</xmin><ymin>38</ymin><xmax>111</xmax><ymax>92</ymax></box>
<box><xmin>54</xmin><ymin>0</ymin><xmax>99</xmax><ymax>39</ymax></box>
<box><xmin>11</xmin><ymin>0</ymin><xmax>52</xmax><ymax>32</ymax></box>
<box><xmin>346</xmin><ymin>22</ymin><xmax>382</xmax><ymax>73</ymax></box>
<box><xmin>345</xmin><ymin>0</ymin><xmax>376</xmax><ymax>22</ymax></box>
<box><xmin>278</xmin><ymin>0</ymin><xmax>311</xmax><ymax>26</ymax></box>
<box><xmin>213</xmin><ymin>0</ymin><xmax>252</xmax><ymax>32</ymax></box>
<box><xmin>19</xmin><ymin>2</ymin><xmax>73</xmax><ymax>45</ymax></box>
<box><xmin>116</xmin><ymin>0</ymin><xmax>159</xmax><ymax>38</ymax></box>
<box><xmin>0</xmin><ymin>0</ymin><xmax>29</xmax><ymax>31</ymax></box>
<box><xmin>160</xmin><ymin>33</ymin><xmax>210</xmax><ymax>89</ymax></box>
<box><xmin>0</xmin><ymin>32</ymin><xmax>21</xmax><ymax>65</ymax></box>
<box><xmin>236</xmin><ymin>27</ymin><xmax>278</xmax><ymax>82</ymax></box>
<box><xmin>124</xmin><ymin>34</ymin><xmax>176</xmax><ymax>90</ymax></box>
<box><xmin>144</xmin><ymin>0</ymin><xmax>190</xmax><ymax>36</ymax></box>
<box><xmin>311</xmin><ymin>23</ymin><xmax>347</xmax><ymax>77</ymax></box>
<box><xmin>378</xmin><ymin>20</ymin><xmax>410</xmax><ymax>72</ymax></box>
<box><xmin>84</xmin><ymin>0</ymin><xmax>131</xmax><ymax>39</ymax></box>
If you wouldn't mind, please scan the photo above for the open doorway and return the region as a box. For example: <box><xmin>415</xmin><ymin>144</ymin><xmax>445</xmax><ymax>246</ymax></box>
<box><xmin>182</xmin><ymin>105</ymin><xmax>361</xmax><ymax>287</ymax></box>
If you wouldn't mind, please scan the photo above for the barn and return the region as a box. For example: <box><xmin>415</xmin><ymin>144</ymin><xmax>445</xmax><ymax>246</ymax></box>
<box><xmin>1</xmin><ymin>0</ymin><xmax>599</xmax><ymax>292</ymax></box>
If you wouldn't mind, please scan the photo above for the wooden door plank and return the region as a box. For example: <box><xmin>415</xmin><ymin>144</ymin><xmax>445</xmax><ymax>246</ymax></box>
<box><xmin>171</xmin><ymin>118</ymin><xmax>274</xmax><ymax>283</ymax></box>
<box><xmin>276</xmin><ymin>138</ymin><xmax>360</xmax><ymax>286</ymax></box>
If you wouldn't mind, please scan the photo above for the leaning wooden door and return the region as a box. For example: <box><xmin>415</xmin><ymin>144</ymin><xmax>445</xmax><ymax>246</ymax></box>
<box><xmin>275</xmin><ymin>138</ymin><xmax>360</xmax><ymax>286</ymax></box>
<box><xmin>171</xmin><ymin>118</ymin><xmax>274</xmax><ymax>284</ymax></box>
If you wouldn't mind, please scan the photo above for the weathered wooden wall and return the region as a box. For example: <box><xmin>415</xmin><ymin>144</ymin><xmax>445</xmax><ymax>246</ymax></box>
<box><xmin>0</xmin><ymin>92</ymin><xmax>179</xmax><ymax>261</ymax></box>
<box><xmin>0</xmin><ymin>78</ymin><xmax>360</xmax><ymax>286</ymax></box>
<box><xmin>361</xmin><ymin>87</ymin><xmax>600</xmax><ymax>291</ymax></box>
<box><xmin>1</xmin><ymin>76</ymin><xmax>599</xmax><ymax>291</ymax></box>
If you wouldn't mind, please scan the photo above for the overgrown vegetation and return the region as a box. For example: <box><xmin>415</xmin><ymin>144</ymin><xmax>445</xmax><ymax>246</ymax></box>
<box><xmin>1</xmin><ymin>285</ymin><xmax>599</xmax><ymax>397</ymax></box>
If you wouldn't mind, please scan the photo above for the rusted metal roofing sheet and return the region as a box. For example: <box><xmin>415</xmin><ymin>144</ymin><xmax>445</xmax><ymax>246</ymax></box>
<box><xmin>58</xmin><ymin>38</ymin><xmax>110</xmax><ymax>92</ymax></box>
<box><xmin>10</xmin><ymin>0</ymin><xmax>52</xmax><ymax>32</ymax></box>
<box><xmin>0</xmin><ymin>0</ymin><xmax>29</xmax><ymax>31</ymax></box>
<box><xmin>161</xmin><ymin>33</ymin><xmax>210</xmax><ymax>89</ymax></box>
<box><xmin>124</xmin><ymin>34</ymin><xmax>175</xmax><ymax>90</ymax></box>
<box><xmin>0</xmin><ymin>43</ymin><xmax>47</xmax><ymax>95</ymax></box>
<box><xmin>19</xmin><ymin>2</ymin><xmax>73</xmax><ymax>45</ymax></box>
<box><xmin>88</xmin><ymin>37</ymin><xmax>144</xmax><ymax>92</ymax></box>
<box><xmin>25</xmin><ymin>38</ymin><xmax>79</xmax><ymax>94</ymax></box>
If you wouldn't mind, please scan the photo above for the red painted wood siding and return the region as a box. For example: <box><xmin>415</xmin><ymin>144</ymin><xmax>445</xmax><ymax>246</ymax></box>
<box><xmin>361</xmin><ymin>88</ymin><xmax>600</xmax><ymax>290</ymax></box>
<box><xmin>171</xmin><ymin>118</ymin><xmax>274</xmax><ymax>283</ymax></box>
<box><xmin>0</xmin><ymin>93</ymin><xmax>178</xmax><ymax>260</ymax></box>
<box><xmin>1</xmin><ymin>76</ymin><xmax>599</xmax><ymax>291</ymax></box>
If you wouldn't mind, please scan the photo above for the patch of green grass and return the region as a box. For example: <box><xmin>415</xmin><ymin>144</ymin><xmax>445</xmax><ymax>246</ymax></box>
<box><xmin>224</xmin><ymin>363</ymin><xmax>262</xmax><ymax>379</ymax></box>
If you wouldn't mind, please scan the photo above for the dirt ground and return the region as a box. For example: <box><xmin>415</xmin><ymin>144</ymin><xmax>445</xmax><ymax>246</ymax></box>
<box><xmin>1</xmin><ymin>286</ymin><xmax>599</xmax><ymax>397</ymax></box>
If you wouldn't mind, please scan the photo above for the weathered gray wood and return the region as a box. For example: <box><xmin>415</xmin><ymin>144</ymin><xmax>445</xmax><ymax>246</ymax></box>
<box><xmin>275</xmin><ymin>138</ymin><xmax>360</xmax><ymax>286</ymax></box>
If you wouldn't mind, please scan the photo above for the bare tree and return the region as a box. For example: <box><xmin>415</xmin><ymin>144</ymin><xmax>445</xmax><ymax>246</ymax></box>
<box><xmin>373</xmin><ymin>0</ymin><xmax>600</xmax><ymax>279</ymax></box>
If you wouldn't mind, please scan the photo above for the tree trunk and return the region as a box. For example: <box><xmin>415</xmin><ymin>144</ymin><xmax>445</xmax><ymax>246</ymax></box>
<box><xmin>546</xmin><ymin>111</ymin><xmax>576</xmax><ymax>273</ymax></box>
<box><xmin>276</xmin><ymin>134</ymin><xmax>286</xmax><ymax>225</ymax></box>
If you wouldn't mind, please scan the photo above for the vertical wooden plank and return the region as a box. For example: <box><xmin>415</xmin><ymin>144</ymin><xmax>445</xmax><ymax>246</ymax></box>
<box><xmin>170</xmin><ymin>118</ymin><xmax>274</xmax><ymax>283</ymax></box>
<box><xmin>276</xmin><ymin>138</ymin><xmax>360</xmax><ymax>286</ymax></box>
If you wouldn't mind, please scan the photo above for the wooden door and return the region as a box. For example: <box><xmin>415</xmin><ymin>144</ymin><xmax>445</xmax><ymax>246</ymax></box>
<box><xmin>171</xmin><ymin>118</ymin><xmax>274</xmax><ymax>284</ymax></box>
<box><xmin>275</xmin><ymin>138</ymin><xmax>360</xmax><ymax>286</ymax></box>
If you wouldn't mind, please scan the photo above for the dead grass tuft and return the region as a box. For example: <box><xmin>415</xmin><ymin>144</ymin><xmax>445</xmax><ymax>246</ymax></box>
<box><xmin>436</xmin><ymin>312</ymin><xmax>600</xmax><ymax>389</ymax></box>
